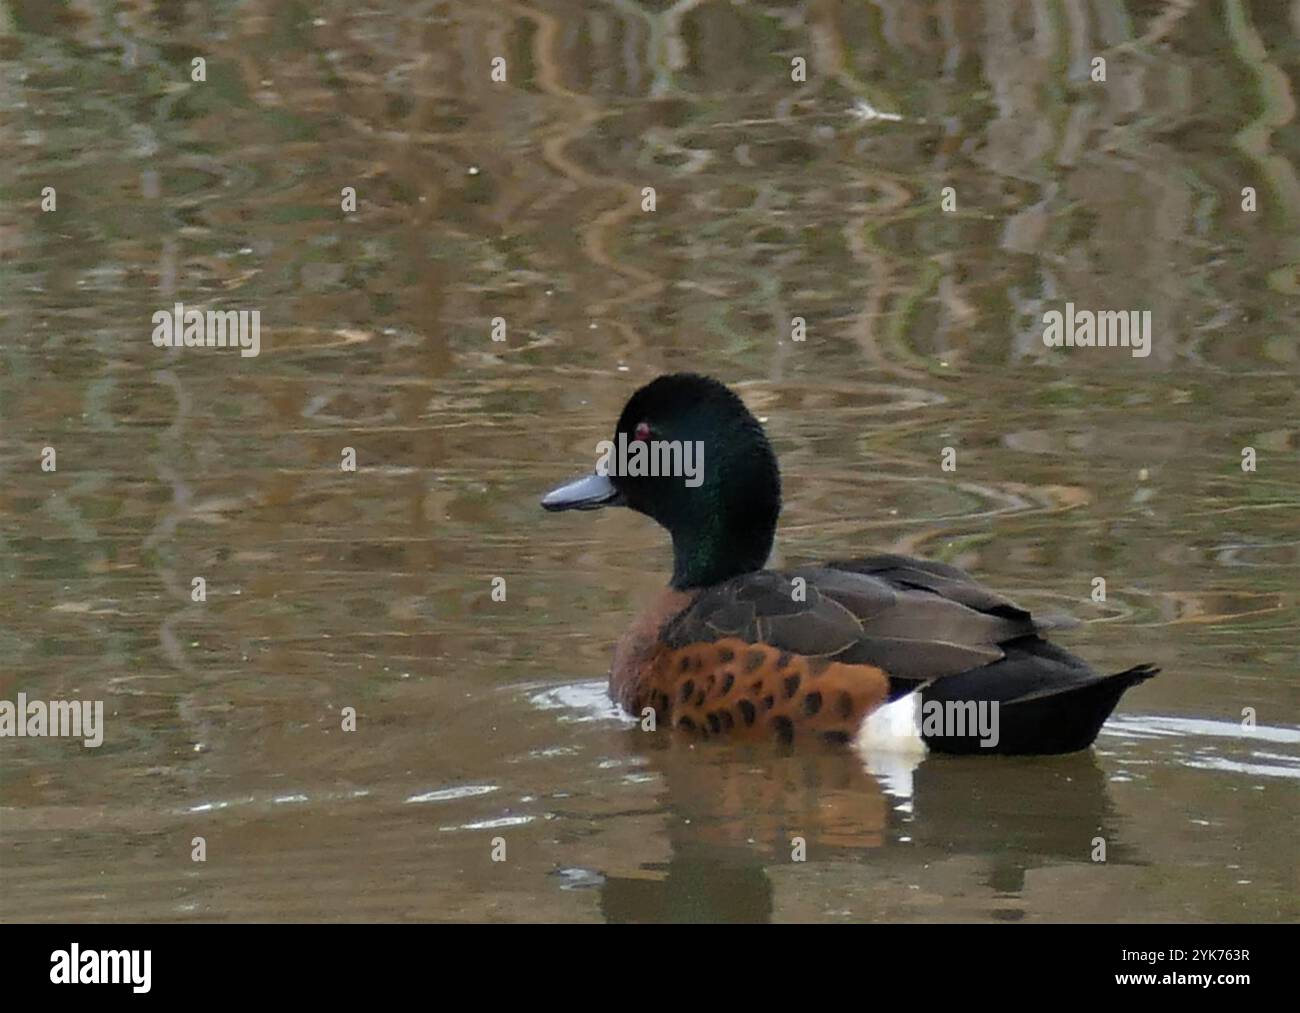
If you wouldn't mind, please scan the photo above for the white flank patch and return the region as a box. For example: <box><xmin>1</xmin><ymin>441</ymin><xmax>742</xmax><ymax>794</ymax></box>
<box><xmin>854</xmin><ymin>695</ymin><xmax>928</xmax><ymax>793</ymax></box>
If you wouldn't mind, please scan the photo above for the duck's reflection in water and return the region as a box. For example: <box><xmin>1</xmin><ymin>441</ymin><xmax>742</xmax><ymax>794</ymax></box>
<box><xmin>599</xmin><ymin>734</ymin><xmax>1133</xmax><ymax>922</ymax></box>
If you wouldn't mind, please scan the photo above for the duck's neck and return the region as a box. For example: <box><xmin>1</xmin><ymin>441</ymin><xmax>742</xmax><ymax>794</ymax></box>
<box><xmin>669</xmin><ymin>512</ymin><xmax>775</xmax><ymax>589</ymax></box>
<box><xmin>661</xmin><ymin>422</ymin><xmax>781</xmax><ymax>590</ymax></box>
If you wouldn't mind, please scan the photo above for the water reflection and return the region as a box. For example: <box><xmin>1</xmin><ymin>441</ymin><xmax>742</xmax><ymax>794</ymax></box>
<box><xmin>594</xmin><ymin>749</ymin><xmax>1146</xmax><ymax>922</ymax></box>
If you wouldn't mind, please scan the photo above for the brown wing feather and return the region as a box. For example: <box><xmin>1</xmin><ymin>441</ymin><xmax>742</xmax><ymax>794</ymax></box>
<box><xmin>827</xmin><ymin>554</ymin><xmax>1034</xmax><ymax>621</ymax></box>
<box><xmin>660</xmin><ymin>555</ymin><xmax>1040</xmax><ymax>691</ymax></box>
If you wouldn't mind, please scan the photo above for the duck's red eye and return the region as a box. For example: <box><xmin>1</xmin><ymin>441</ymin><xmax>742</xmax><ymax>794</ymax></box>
<box><xmin>634</xmin><ymin>421</ymin><xmax>652</xmax><ymax>442</ymax></box>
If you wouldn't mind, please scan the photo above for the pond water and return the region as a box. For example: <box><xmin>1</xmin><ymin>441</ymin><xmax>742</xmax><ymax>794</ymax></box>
<box><xmin>1</xmin><ymin>0</ymin><xmax>1296</xmax><ymax>922</ymax></box>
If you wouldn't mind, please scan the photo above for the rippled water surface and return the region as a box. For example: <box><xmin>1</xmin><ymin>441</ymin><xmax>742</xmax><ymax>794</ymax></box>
<box><xmin>1</xmin><ymin>1</ymin><xmax>1297</xmax><ymax>922</ymax></box>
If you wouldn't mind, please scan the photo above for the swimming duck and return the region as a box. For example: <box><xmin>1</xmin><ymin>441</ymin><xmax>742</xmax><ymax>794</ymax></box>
<box><xmin>542</xmin><ymin>373</ymin><xmax>1158</xmax><ymax>755</ymax></box>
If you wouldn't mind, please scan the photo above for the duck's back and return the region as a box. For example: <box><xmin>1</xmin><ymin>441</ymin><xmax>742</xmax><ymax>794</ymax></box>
<box><xmin>615</xmin><ymin>554</ymin><xmax>1158</xmax><ymax>754</ymax></box>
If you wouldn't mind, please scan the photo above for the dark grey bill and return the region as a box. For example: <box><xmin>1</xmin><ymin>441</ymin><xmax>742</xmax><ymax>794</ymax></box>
<box><xmin>541</xmin><ymin>472</ymin><xmax>625</xmax><ymax>512</ymax></box>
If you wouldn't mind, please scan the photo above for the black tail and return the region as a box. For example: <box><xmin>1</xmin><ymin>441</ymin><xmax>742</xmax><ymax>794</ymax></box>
<box><xmin>921</xmin><ymin>639</ymin><xmax>1161</xmax><ymax>756</ymax></box>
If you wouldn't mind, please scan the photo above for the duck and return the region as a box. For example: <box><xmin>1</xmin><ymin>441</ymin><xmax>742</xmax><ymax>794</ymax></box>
<box><xmin>542</xmin><ymin>373</ymin><xmax>1158</xmax><ymax>755</ymax></box>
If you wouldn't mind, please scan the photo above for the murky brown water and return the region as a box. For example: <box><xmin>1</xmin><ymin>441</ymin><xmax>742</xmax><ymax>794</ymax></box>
<box><xmin>1</xmin><ymin>1</ymin><xmax>1297</xmax><ymax>923</ymax></box>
